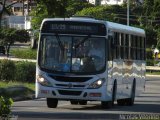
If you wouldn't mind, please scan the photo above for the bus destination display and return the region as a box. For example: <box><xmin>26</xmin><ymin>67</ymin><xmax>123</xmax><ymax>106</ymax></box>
<box><xmin>41</xmin><ymin>21</ymin><xmax>106</xmax><ymax>36</ymax></box>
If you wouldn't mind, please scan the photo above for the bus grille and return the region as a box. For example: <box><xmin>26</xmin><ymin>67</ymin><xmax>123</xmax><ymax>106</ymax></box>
<box><xmin>48</xmin><ymin>75</ymin><xmax>92</xmax><ymax>82</ymax></box>
<box><xmin>56</xmin><ymin>84</ymin><xmax>85</xmax><ymax>88</ymax></box>
<box><xmin>58</xmin><ymin>90</ymin><xmax>82</xmax><ymax>96</ymax></box>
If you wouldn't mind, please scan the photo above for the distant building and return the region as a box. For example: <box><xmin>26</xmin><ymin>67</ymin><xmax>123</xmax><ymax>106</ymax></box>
<box><xmin>0</xmin><ymin>0</ymin><xmax>36</xmax><ymax>30</ymax></box>
<box><xmin>5</xmin><ymin>0</ymin><xmax>36</xmax><ymax>16</ymax></box>
<box><xmin>88</xmin><ymin>0</ymin><xmax>143</xmax><ymax>5</ymax></box>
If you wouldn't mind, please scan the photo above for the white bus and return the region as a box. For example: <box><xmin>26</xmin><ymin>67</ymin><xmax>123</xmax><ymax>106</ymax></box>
<box><xmin>36</xmin><ymin>17</ymin><xmax>146</xmax><ymax>109</ymax></box>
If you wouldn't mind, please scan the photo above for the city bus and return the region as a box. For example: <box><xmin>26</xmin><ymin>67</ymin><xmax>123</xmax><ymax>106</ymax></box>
<box><xmin>36</xmin><ymin>17</ymin><xmax>146</xmax><ymax>109</ymax></box>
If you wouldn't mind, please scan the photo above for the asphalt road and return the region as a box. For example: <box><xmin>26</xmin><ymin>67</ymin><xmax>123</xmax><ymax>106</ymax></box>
<box><xmin>11</xmin><ymin>76</ymin><xmax>160</xmax><ymax>120</ymax></box>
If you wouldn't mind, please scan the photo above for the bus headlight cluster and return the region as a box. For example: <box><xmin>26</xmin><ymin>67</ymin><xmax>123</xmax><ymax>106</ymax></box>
<box><xmin>88</xmin><ymin>78</ymin><xmax>105</xmax><ymax>89</ymax></box>
<box><xmin>37</xmin><ymin>75</ymin><xmax>52</xmax><ymax>87</ymax></box>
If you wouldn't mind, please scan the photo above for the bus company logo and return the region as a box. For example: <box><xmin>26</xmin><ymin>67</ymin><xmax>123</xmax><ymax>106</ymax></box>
<box><xmin>67</xmin><ymin>83</ymin><xmax>73</xmax><ymax>88</ymax></box>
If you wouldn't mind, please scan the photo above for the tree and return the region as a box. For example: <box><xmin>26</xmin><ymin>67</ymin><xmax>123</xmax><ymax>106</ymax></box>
<box><xmin>66</xmin><ymin>0</ymin><xmax>94</xmax><ymax>17</ymax></box>
<box><xmin>145</xmin><ymin>25</ymin><xmax>157</xmax><ymax>48</ymax></box>
<box><xmin>31</xmin><ymin>0</ymin><xmax>93</xmax><ymax>30</ymax></box>
<box><xmin>0</xmin><ymin>28</ymin><xmax>30</xmax><ymax>56</ymax></box>
<box><xmin>76</xmin><ymin>5</ymin><xmax>122</xmax><ymax>22</ymax></box>
<box><xmin>35</xmin><ymin>0</ymin><xmax>67</xmax><ymax>17</ymax></box>
<box><xmin>30</xmin><ymin>3</ymin><xmax>48</xmax><ymax>30</ymax></box>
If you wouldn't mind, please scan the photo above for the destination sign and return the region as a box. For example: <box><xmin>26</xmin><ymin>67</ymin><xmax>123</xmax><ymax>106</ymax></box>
<box><xmin>41</xmin><ymin>21</ymin><xmax>106</xmax><ymax>36</ymax></box>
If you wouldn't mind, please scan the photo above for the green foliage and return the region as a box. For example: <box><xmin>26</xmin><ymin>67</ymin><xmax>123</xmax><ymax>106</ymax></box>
<box><xmin>15</xmin><ymin>29</ymin><xmax>30</xmax><ymax>43</ymax></box>
<box><xmin>0</xmin><ymin>96</ymin><xmax>13</xmax><ymax>116</ymax></box>
<box><xmin>36</xmin><ymin>0</ymin><xmax>66</xmax><ymax>17</ymax></box>
<box><xmin>15</xmin><ymin>62</ymin><xmax>36</xmax><ymax>83</ymax></box>
<box><xmin>10</xmin><ymin>48</ymin><xmax>37</xmax><ymax>59</ymax></box>
<box><xmin>0</xmin><ymin>60</ymin><xmax>15</xmax><ymax>82</ymax></box>
<box><xmin>146</xmin><ymin>59</ymin><xmax>155</xmax><ymax>66</ymax></box>
<box><xmin>30</xmin><ymin>3</ymin><xmax>48</xmax><ymax>30</ymax></box>
<box><xmin>146</xmin><ymin>48</ymin><xmax>153</xmax><ymax>59</ymax></box>
<box><xmin>66</xmin><ymin>0</ymin><xmax>94</xmax><ymax>17</ymax></box>
<box><xmin>76</xmin><ymin>5</ymin><xmax>118</xmax><ymax>22</ymax></box>
<box><xmin>0</xmin><ymin>81</ymin><xmax>35</xmax><ymax>91</ymax></box>
<box><xmin>143</xmin><ymin>0</ymin><xmax>154</xmax><ymax>16</ymax></box>
<box><xmin>0</xmin><ymin>28</ymin><xmax>16</xmax><ymax>45</ymax></box>
<box><xmin>0</xmin><ymin>60</ymin><xmax>36</xmax><ymax>83</ymax></box>
<box><xmin>145</xmin><ymin>25</ymin><xmax>158</xmax><ymax>47</ymax></box>
<box><xmin>31</xmin><ymin>0</ymin><xmax>160</xmax><ymax>48</ymax></box>
<box><xmin>0</xmin><ymin>28</ymin><xmax>30</xmax><ymax>56</ymax></box>
<box><xmin>31</xmin><ymin>0</ymin><xmax>93</xmax><ymax>30</ymax></box>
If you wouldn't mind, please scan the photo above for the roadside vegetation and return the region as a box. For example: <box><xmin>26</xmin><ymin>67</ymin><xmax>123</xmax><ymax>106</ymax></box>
<box><xmin>0</xmin><ymin>28</ymin><xmax>30</xmax><ymax>56</ymax></box>
<box><xmin>0</xmin><ymin>96</ymin><xmax>13</xmax><ymax>116</ymax></box>
<box><xmin>0</xmin><ymin>60</ymin><xmax>36</xmax><ymax>82</ymax></box>
<box><xmin>146</xmin><ymin>71</ymin><xmax>160</xmax><ymax>75</ymax></box>
<box><xmin>0</xmin><ymin>60</ymin><xmax>36</xmax><ymax>101</ymax></box>
<box><xmin>0</xmin><ymin>81</ymin><xmax>35</xmax><ymax>91</ymax></box>
<box><xmin>10</xmin><ymin>48</ymin><xmax>37</xmax><ymax>59</ymax></box>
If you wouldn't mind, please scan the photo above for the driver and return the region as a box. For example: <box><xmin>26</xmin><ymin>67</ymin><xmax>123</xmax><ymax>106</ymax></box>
<box><xmin>88</xmin><ymin>40</ymin><xmax>105</xmax><ymax>71</ymax></box>
<box><xmin>88</xmin><ymin>41</ymin><xmax>103</xmax><ymax>58</ymax></box>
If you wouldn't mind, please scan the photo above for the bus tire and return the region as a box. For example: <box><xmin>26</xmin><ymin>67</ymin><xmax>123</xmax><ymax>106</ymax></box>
<box><xmin>126</xmin><ymin>80</ymin><xmax>136</xmax><ymax>106</ymax></box>
<box><xmin>101</xmin><ymin>101</ymin><xmax>112</xmax><ymax>109</ymax></box>
<box><xmin>117</xmin><ymin>99</ymin><xmax>126</xmax><ymax>106</ymax></box>
<box><xmin>79</xmin><ymin>100</ymin><xmax>87</xmax><ymax>105</ymax></box>
<box><xmin>112</xmin><ymin>81</ymin><xmax>117</xmax><ymax>106</ymax></box>
<box><xmin>70</xmin><ymin>100</ymin><xmax>78</xmax><ymax>105</ymax></box>
<box><xmin>47</xmin><ymin>98</ymin><xmax>58</xmax><ymax>108</ymax></box>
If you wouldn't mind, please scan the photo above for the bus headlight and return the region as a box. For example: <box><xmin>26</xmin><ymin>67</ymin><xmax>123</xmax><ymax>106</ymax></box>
<box><xmin>88</xmin><ymin>78</ymin><xmax>105</xmax><ymax>89</ymax></box>
<box><xmin>37</xmin><ymin>75</ymin><xmax>52</xmax><ymax>87</ymax></box>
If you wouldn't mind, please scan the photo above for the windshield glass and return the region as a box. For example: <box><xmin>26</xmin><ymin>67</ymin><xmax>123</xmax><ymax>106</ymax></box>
<box><xmin>39</xmin><ymin>35</ymin><xmax>106</xmax><ymax>74</ymax></box>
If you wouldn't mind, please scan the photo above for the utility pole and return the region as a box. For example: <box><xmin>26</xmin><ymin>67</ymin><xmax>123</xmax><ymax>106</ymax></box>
<box><xmin>22</xmin><ymin>0</ymin><xmax>24</xmax><ymax>16</ymax></box>
<box><xmin>127</xmin><ymin>0</ymin><xmax>129</xmax><ymax>26</ymax></box>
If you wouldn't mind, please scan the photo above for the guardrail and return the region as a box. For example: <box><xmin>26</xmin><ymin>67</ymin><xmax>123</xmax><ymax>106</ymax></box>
<box><xmin>146</xmin><ymin>66</ymin><xmax>160</xmax><ymax>71</ymax></box>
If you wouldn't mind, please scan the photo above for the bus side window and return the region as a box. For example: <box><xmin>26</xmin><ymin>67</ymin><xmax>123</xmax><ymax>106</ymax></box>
<box><xmin>121</xmin><ymin>33</ymin><xmax>125</xmax><ymax>59</ymax></box>
<box><xmin>137</xmin><ymin>37</ymin><xmax>141</xmax><ymax>60</ymax></box>
<box><xmin>108</xmin><ymin>36</ymin><xmax>112</xmax><ymax>60</ymax></box>
<box><xmin>115</xmin><ymin>32</ymin><xmax>121</xmax><ymax>59</ymax></box>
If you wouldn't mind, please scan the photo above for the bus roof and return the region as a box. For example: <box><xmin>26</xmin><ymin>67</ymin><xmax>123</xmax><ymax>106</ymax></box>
<box><xmin>107</xmin><ymin>21</ymin><xmax>145</xmax><ymax>37</ymax></box>
<box><xmin>41</xmin><ymin>17</ymin><xmax>105</xmax><ymax>26</ymax></box>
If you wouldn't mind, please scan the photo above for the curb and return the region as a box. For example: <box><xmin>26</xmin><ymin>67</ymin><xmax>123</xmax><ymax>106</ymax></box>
<box><xmin>146</xmin><ymin>74</ymin><xmax>160</xmax><ymax>77</ymax></box>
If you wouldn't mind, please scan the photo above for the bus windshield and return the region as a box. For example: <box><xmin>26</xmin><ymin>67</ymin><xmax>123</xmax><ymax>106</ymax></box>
<box><xmin>39</xmin><ymin>35</ymin><xmax>106</xmax><ymax>74</ymax></box>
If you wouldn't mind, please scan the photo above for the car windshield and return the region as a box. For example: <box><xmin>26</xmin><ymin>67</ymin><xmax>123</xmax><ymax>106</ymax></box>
<box><xmin>39</xmin><ymin>35</ymin><xmax>106</xmax><ymax>74</ymax></box>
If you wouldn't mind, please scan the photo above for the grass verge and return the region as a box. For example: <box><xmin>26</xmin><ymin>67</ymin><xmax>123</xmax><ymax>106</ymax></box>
<box><xmin>0</xmin><ymin>81</ymin><xmax>35</xmax><ymax>101</ymax></box>
<box><xmin>146</xmin><ymin>71</ymin><xmax>160</xmax><ymax>75</ymax></box>
<box><xmin>0</xmin><ymin>81</ymin><xmax>35</xmax><ymax>91</ymax></box>
<box><xmin>10</xmin><ymin>48</ymin><xmax>37</xmax><ymax>59</ymax></box>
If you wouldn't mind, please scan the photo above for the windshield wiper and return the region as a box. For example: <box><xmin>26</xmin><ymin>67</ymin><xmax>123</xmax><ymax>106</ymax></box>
<box><xmin>75</xmin><ymin>35</ymin><xmax>90</xmax><ymax>48</ymax></box>
<box><xmin>55</xmin><ymin>34</ymin><xmax>64</xmax><ymax>51</ymax></box>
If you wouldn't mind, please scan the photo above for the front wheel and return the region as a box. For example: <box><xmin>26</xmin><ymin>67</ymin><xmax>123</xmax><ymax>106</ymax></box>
<box><xmin>101</xmin><ymin>101</ymin><xmax>112</xmax><ymax>109</ymax></box>
<box><xmin>79</xmin><ymin>100</ymin><xmax>87</xmax><ymax>105</ymax></box>
<box><xmin>126</xmin><ymin>82</ymin><xmax>136</xmax><ymax>106</ymax></box>
<box><xmin>70</xmin><ymin>100</ymin><xmax>78</xmax><ymax>105</ymax></box>
<box><xmin>47</xmin><ymin>98</ymin><xmax>58</xmax><ymax>108</ymax></box>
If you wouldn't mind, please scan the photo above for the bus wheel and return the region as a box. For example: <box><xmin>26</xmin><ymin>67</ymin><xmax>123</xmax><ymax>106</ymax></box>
<box><xmin>117</xmin><ymin>99</ymin><xmax>126</xmax><ymax>106</ymax></box>
<box><xmin>47</xmin><ymin>98</ymin><xmax>58</xmax><ymax>108</ymax></box>
<box><xmin>126</xmin><ymin>81</ymin><xmax>136</xmax><ymax>106</ymax></box>
<box><xmin>101</xmin><ymin>101</ymin><xmax>112</xmax><ymax>109</ymax></box>
<box><xmin>112</xmin><ymin>81</ymin><xmax>117</xmax><ymax>106</ymax></box>
<box><xmin>70</xmin><ymin>100</ymin><xmax>78</xmax><ymax>105</ymax></box>
<box><xmin>79</xmin><ymin>100</ymin><xmax>87</xmax><ymax>105</ymax></box>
